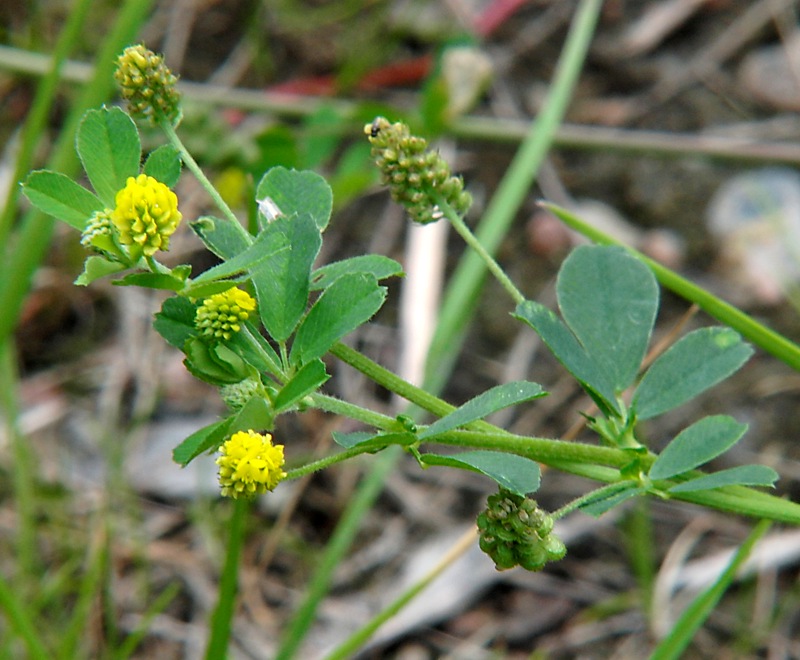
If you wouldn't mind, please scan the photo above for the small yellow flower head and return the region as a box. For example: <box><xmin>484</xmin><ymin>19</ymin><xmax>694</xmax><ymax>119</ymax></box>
<box><xmin>111</xmin><ymin>174</ymin><xmax>182</xmax><ymax>257</ymax></box>
<box><xmin>216</xmin><ymin>430</ymin><xmax>287</xmax><ymax>499</ymax></box>
<box><xmin>80</xmin><ymin>208</ymin><xmax>115</xmax><ymax>251</ymax></box>
<box><xmin>195</xmin><ymin>287</ymin><xmax>257</xmax><ymax>341</ymax></box>
<box><xmin>365</xmin><ymin>117</ymin><xmax>472</xmax><ymax>224</ymax></box>
<box><xmin>114</xmin><ymin>44</ymin><xmax>181</xmax><ymax>124</ymax></box>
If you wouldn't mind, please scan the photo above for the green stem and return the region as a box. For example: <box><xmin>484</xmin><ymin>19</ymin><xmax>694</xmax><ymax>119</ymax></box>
<box><xmin>285</xmin><ymin>444</ymin><xmax>380</xmax><ymax>480</ymax></box>
<box><xmin>159</xmin><ymin>120</ymin><xmax>253</xmax><ymax>245</ymax></box>
<box><xmin>309</xmin><ymin>392</ymin><xmax>397</xmax><ymax>430</ymax></box>
<box><xmin>434</xmin><ymin>193</ymin><xmax>524</xmax><ymax>305</ymax></box>
<box><xmin>543</xmin><ymin>201</ymin><xmax>800</xmax><ymax>372</ymax></box>
<box><xmin>433</xmin><ymin>429</ymin><xmax>628</xmax><ymax>468</ymax></box>
<box><xmin>204</xmin><ymin>497</ymin><xmax>248</xmax><ymax>660</ymax></box>
<box><xmin>330</xmin><ymin>341</ymin><xmax>457</xmax><ymax>419</ymax></box>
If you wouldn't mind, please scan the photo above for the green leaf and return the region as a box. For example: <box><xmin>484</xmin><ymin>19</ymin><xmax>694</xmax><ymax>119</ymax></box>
<box><xmin>173</xmin><ymin>417</ymin><xmax>233</xmax><ymax>466</ymax></box>
<box><xmin>578</xmin><ymin>482</ymin><xmax>645</xmax><ymax>517</ymax></box>
<box><xmin>76</xmin><ymin>107</ymin><xmax>141</xmax><ymax>206</ymax></box>
<box><xmin>290</xmin><ymin>273</ymin><xmax>387</xmax><ymax>366</ymax></box>
<box><xmin>143</xmin><ymin>144</ymin><xmax>182</xmax><ymax>187</ymax></box>
<box><xmin>251</xmin><ymin>213</ymin><xmax>322</xmax><ymax>341</ymax></box>
<box><xmin>558</xmin><ymin>245</ymin><xmax>659</xmax><ymax>392</ymax></box>
<box><xmin>418</xmin><ymin>381</ymin><xmax>547</xmax><ymax>440</ymax></box>
<box><xmin>227</xmin><ymin>322</ymin><xmax>283</xmax><ymax>378</ymax></box>
<box><xmin>256</xmin><ymin>166</ymin><xmax>333</xmax><ymax>230</ymax></box>
<box><xmin>74</xmin><ymin>256</ymin><xmax>128</xmax><ymax>286</ymax></box>
<box><xmin>633</xmin><ymin>328</ymin><xmax>754</xmax><ymax>420</ymax></box>
<box><xmin>190</xmin><ymin>216</ymin><xmax>252</xmax><ymax>260</ymax></box>
<box><xmin>190</xmin><ymin>224</ymin><xmax>289</xmax><ymax>285</ymax></box>
<box><xmin>228</xmin><ymin>395</ymin><xmax>274</xmax><ymax>435</ymax></box>
<box><xmin>154</xmin><ymin>296</ymin><xmax>199</xmax><ymax>349</ymax></box>
<box><xmin>181</xmin><ymin>277</ymin><xmax>251</xmax><ymax>300</ymax></box>
<box><xmin>311</xmin><ymin>255</ymin><xmax>404</xmax><ymax>291</ymax></box>
<box><xmin>332</xmin><ymin>431</ymin><xmax>414</xmax><ymax>451</ymax></box>
<box><xmin>649</xmin><ymin>415</ymin><xmax>748</xmax><ymax>480</ymax></box>
<box><xmin>22</xmin><ymin>170</ymin><xmax>104</xmax><ymax>230</ymax></box>
<box><xmin>274</xmin><ymin>359</ymin><xmax>330</xmax><ymax>413</ymax></box>
<box><xmin>171</xmin><ymin>397</ymin><xmax>274</xmax><ymax>466</ymax></box>
<box><xmin>514</xmin><ymin>300</ymin><xmax>620</xmax><ymax>417</ymax></box>
<box><xmin>112</xmin><ymin>271</ymin><xmax>189</xmax><ymax>291</ymax></box>
<box><xmin>668</xmin><ymin>465</ymin><xmax>778</xmax><ymax>493</ymax></box>
<box><xmin>333</xmin><ymin>431</ymin><xmax>375</xmax><ymax>448</ymax></box>
<box><xmin>184</xmin><ymin>338</ymin><xmax>249</xmax><ymax>385</ymax></box>
<box><xmin>420</xmin><ymin>451</ymin><xmax>541</xmax><ymax>497</ymax></box>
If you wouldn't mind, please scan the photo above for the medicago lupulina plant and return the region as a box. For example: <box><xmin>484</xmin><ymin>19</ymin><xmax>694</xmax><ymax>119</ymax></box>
<box><xmin>21</xmin><ymin>45</ymin><xmax>800</xmax><ymax>580</ymax></box>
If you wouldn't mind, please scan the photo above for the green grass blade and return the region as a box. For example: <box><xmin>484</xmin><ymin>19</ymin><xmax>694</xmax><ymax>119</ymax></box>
<box><xmin>0</xmin><ymin>0</ymin><xmax>94</xmax><ymax>248</ymax></box>
<box><xmin>204</xmin><ymin>497</ymin><xmax>249</xmax><ymax>660</ymax></box>
<box><xmin>0</xmin><ymin>574</ymin><xmax>51</xmax><ymax>660</ymax></box>
<box><xmin>0</xmin><ymin>0</ymin><xmax>155</xmax><ymax>344</ymax></box>
<box><xmin>649</xmin><ymin>519</ymin><xmax>771</xmax><ymax>660</ymax></box>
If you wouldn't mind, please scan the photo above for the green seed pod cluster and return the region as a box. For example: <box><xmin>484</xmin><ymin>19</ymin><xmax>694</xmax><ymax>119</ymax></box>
<box><xmin>365</xmin><ymin>117</ymin><xmax>472</xmax><ymax>224</ymax></box>
<box><xmin>114</xmin><ymin>44</ymin><xmax>181</xmax><ymax>125</ymax></box>
<box><xmin>477</xmin><ymin>489</ymin><xmax>566</xmax><ymax>571</ymax></box>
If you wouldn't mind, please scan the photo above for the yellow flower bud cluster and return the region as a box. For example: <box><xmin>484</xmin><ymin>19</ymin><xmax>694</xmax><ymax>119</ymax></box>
<box><xmin>365</xmin><ymin>117</ymin><xmax>472</xmax><ymax>224</ymax></box>
<box><xmin>111</xmin><ymin>174</ymin><xmax>182</xmax><ymax>257</ymax></box>
<box><xmin>477</xmin><ymin>490</ymin><xmax>566</xmax><ymax>571</ymax></box>
<box><xmin>195</xmin><ymin>287</ymin><xmax>256</xmax><ymax>341</ymax></box>
<box><xmin>217</xmin><ymin>430</ymin><xmax>286</xmax><ymax>498</ymax></box>
<box><xmin>114</xmin><ymin>44</ymin><xmax>181</xmax><ymax>125</ymax></box>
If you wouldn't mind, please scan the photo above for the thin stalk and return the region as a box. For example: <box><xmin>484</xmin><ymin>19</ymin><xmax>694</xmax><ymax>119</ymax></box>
<box><xmin>0</xmin><ymin>0</ymin><xmax>155</xmax><ymax>343</ymax></box>
<box><xmin>330</xmin><ymin>341</ymin><xmax>457</xmax><ymax>419</ymax></box>
<box><xmin>309</xmin><ymin>392</ymin><xmax>397</xmax><ymax>430</ymax></box>
<box><xmin>204</xmin><ymin>497</ymin><xmax>248</xmax><ymax>660</ymax></box>
<box><xmin>543</xmin><ymin>201</ymin><xmax>800</xmax><ymax>372</ymax></box>
<box><xmin>160</xmin><ymin>120</ymin><xmax>253</xmax><ymax>244</ymax></box>
<box><xmin>434</xmin><ymin>193</ymin><xmax>524</xmax><ymax>305</ymax></box>
<box><xmin>284</xmin><ymin>445</ymin><xmax>379</xmax><ymax>480</ymax></box>
<box><xmin>425</xmin><ymin>0</ymin><xmax>603</xmax><ymax>393</ymax></box>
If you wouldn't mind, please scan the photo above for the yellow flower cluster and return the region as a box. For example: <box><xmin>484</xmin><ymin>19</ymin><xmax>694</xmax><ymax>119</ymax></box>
<box><xmin>114</xmin><ymin>44</ymin><xmax>181</xmax><ymax>124</ymax></box>
<box><xmin>217</xmin><ymin>430</ymin><xmax>286</xmax><ymax>499</ymax></box>
<box><xmin>195</xmin><ymin>287</ymin><xmax>256</xmax><ymax>341</ymax></box>
<box><xmin>112</xmin><ymin>174</ymin><xmax>182</xmax><ymax>257</ymax></box>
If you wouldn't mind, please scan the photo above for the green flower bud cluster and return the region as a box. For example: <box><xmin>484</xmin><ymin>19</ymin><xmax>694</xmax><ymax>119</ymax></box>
<box><xmin>477</xmin><ymin>489</ymin><xmax>566</xmax><ymax>571</ymax></box>
<box><xmin>114</xmin><ymin>44</ymin><xmax>181</xmax><ymax>125</ymax></box>
<box><xmin>80</xmin><ymin>209</ymin><xmax>115</xmax><ymax>252</ymax></box>
<box><xmin>220</xmin><ymin>377</ymin><xmax>265</xmax><ymax>412</ymax></box>
<box><xmin>365</xmin><ymin>117</ymin><xmax>472</xmax><ymax>224</ymax></box>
